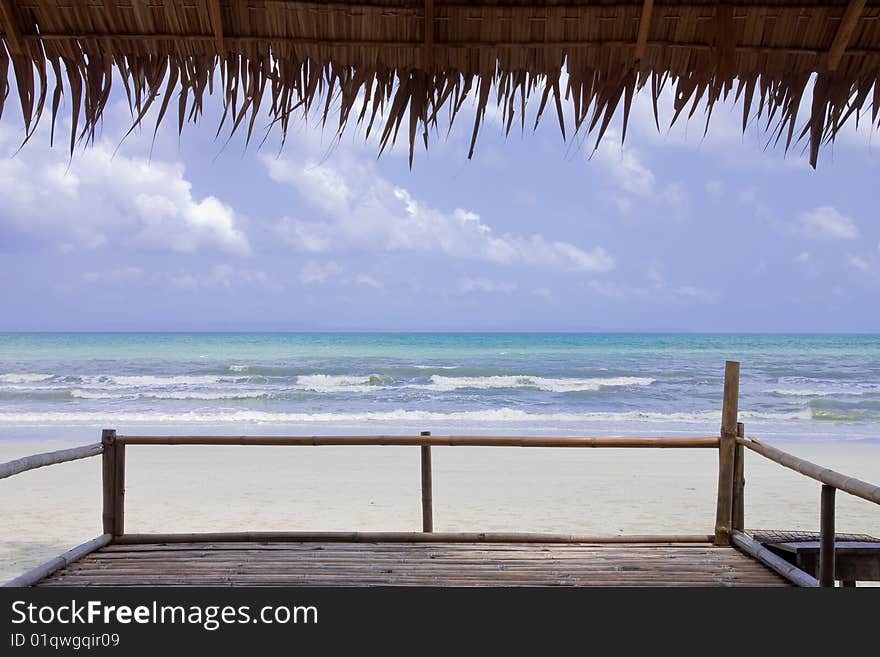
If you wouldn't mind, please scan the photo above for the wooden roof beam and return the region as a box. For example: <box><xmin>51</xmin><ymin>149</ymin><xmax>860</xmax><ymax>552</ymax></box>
<box><xmin>633</xmin><ymin>0</ymin><xmax>654</xmax><ymax>63</ymax></box>
<box><xmin>0</xmin><ymin>0</ymin><xmax>23</xmax><ymax>55</ymax></box>
<box><xmin>826</xmin><ymin>0</ymin><xmax>867</xmax><ymax>71</ymax></box>
<box><xmin>206</xmin><ymin>0</ymin><xmax>224</xmax><ymax>54</ymax></box>
<box><xmin>424</xmin><ymin>0</ymin><xmax>434</xmax><ymax>67</ymax></box>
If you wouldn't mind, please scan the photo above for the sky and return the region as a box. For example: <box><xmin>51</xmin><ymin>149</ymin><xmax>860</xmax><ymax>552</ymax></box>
<box><xmin>1</xmin><ymin>73</ymin><xmax>879</xmax><ymax>332</ymax></box>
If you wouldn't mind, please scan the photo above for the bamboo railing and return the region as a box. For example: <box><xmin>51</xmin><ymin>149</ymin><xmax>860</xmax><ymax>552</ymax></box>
<box><xmin>2</xmin><ymin>360</ymin><xmax>879</xmax><ymax>588</ymax></box>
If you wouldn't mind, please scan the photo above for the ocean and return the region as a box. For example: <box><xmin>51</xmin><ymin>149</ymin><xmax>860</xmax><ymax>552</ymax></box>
<box><xmin>1</xmin><ymin>332</ymin><xmax>879</xmax><ymax>443</ymax></box>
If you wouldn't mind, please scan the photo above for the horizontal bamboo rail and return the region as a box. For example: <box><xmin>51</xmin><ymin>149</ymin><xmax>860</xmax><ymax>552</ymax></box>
<box><xmin>2</xmin><ymin>534</ymin><xmax>112</xmax><ymax>588</ymax></box>
<box><xmin>116</xmin><ymin>435</ymin><xmax>719</xmax><ymax>447</ymax></box>
<box><xmin>730</xmin><ymin>531</ymin><xmax>819</xmax><ymax>588</ymax></box>
<box><xmin>739</xmin><ymin>437</ymin><xmax>880</xmax><ymax>506</ymax></box>
<box><xmin>113</xmin><ymin>532</ymin><xmax>714</xmax><ymax>546</ymax></box>
<box><xmin>0</xmin><ymin>442</ymin><xmax>102</xmax><ymax>480</ymax></box>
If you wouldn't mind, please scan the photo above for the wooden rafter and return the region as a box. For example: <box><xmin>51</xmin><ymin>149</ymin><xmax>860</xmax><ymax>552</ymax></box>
<box><xmin>0</xmin><ymin>0</ymin><xmax>23</xmax><ymax>54</ymax></box>
<box><xmin>826</xmin><ymin>0</ymin><xmax>867</xmax><ymax>71</ymax></box>
<box><xmin>633</xmin><ymin>0</ymin><xmax>654</xmax><ymax>62</ymax></box>
<box><xmin>424</xmin><ymin>0</ymin><xmax>434</xmax><ymax>66</ymax></box>
<box><xmin>206</xmin><ymin>0</ymin><xmax>224</xmax><ymax>54</ymax></box>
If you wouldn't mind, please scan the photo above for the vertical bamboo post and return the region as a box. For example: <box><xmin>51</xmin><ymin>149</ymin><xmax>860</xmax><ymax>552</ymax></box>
<box><xmin>714</xmin><ymin>361</ymin><xmax>739</xmax><ymax>546</ymax></box>
<box><xmin>420</xmin><ymin>431</ymin><xmax>433</xmax><ymax>533</ymax></box>
<box><xmin>819</xmin><ymin>484</ymin><xmax>836</xmax><ymax>587</ymax></box>
<box><xmin>114</xmin><ymin>442</ymin><xmax>126</xmax><ymax>536</ymax></box>
<box><xmin>101</xmin><ymin>429</ymin><xmax>116</xmax><ymax>535</ymax></box>
<box><xmin>732</xmin><ymin>421</ymin><xmax>745</xmax><ymax>533</ymax></box>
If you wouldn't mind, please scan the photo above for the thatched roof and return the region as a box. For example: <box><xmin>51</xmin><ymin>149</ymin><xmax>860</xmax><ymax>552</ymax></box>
<box><xmin>1</xmin><ymin>1</ymin><xmax>879</xmax><ymax>166</ymax></box>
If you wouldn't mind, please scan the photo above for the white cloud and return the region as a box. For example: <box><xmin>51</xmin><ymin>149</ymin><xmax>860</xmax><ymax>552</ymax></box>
<box><xmin>81</xmin><ymin>267</ymin><xmax>145</xmax><ymax>285</ymax></box>
<box><xmin>298</xmin><ymin>260</ymin><xmax>343</xmax><ymax>285</ymax></box>
<box><xmin>848</xmin><ymin>255</ymin><xmax>871</xmax><ymax>273</ymax></box>
<box><xmin>706</xmin><ymin>180</ymin><xmax>724</xmax><ymax>199</ymax></box>
<box><xmin>795</xmin><ymin>252</ymin><xmax>811</xmax><ymax>263</ymax></box>
<box><xmin>595</xmin><ymin>144</ymin><xmax>655</xmax><ymax>198</ymax></box>
<box><xmin>265</xmin><ymin>145</ymin><xmax>613</xmax><ymax>274</ymax></box>
<box><xmin>354</xmin><ymin>274</ymin><xmax>383</xmax><ymax>289</ymax></box>
<box><xmin>587</xmin><ymin>280</ymin><xmax>632</xmax><ymax>299</ymax></box>
<box><xmin>798</xmin><ymin>206</ymin><xmax>859</xmax><ymax>240</ymax></box>
<box><xmin>0</xmin><ymin>127</ymin><xmax>250</xmax><ymax>255</ymax></box>
<box><xmin>739</xmin><ymin>186</ymin><xmax>776</xmax><ymax>224</ymax></box>
<box><xmin>168</xmin><ymin>265</ymin><xmax>273</xmax><ymax>289</ymax></box>
<box><xmin>459</xmin><ymin>277</ymin><xmax>517</xmax><ymax>294</ymax></box>
<box><xmin>673</xmin><ymin>285</ymin><xmax>720</xmax><ymax>303</ymax></box>
<box><xmin>591</xmin><ymin>131</ymin><xmax>688</xmax><ymax>215</ymax></box>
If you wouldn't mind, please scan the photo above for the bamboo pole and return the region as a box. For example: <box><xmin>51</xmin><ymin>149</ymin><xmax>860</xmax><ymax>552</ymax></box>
<box><xmin>2</xmin><ymin>534</ymin><xmax>112</xmax><ymax>587</ymax></box>
<box><xmin>20</xmin><ymin>32</ymin><xmax>880</xmax><ymax>59</ymax></box>
<box><xmin>114</xmin><ymin>442</ymin><xmax>126</xmax><ymax>537</ymax></box>
<box><xmin>732</xmin><ymin>421</ymin><xmax>745</xmax><ymax>533</ymax></box>
<box><xmin>633</xmin><ymin>0</ymin><xmax>654</xmax><ymax>62</ymax></box>
<box><xmin>826</xmin><ymin>0</ymin><xmax>867</xmax><ymax>71</ymax></box>
<box><xmin>740</xmin><ymin>437</ymin><xmax>880</xmax><ymax>505</ymax></box>
<box><xmin>206</xmin><ymin>0</ymin><xmax>224</xmax><ymax>54</ymax></box>
<box><xmin>730</xmin><ymin>531</ymin><xmax>819</xmax><ymax>587</ymax></box>
<box><xmin>113</xmin><ymin>531</ymin><xmax>714</xmax><ymax>545</ymax></box>
<box><xmin>420</xmin><ymin>431</ymin><xmax>433</xmax><ymax>533</ymax></box>
<box><xmin>423</xmin><ymin>0</ymin><xmax>434</xmax><ymax>67</ymax></box>
<box><xmin>0</xmin><ymin>443</ymin><xmax>102</xmax><ymax>480</ymax></box>
<box><xmin>101</xmin><ymin>429</ymin><xmax>116</xmax><ymax>535</ymax></box>
<box><xmin>819</xmin><ymin>484</ymin><xmax>836</xmax><ymax>587</ymax></box>
<box><xmin>715</xmin><ymin>361</ymin><xmax>740</xmax><ymax>546</ymax></box>
<box><xmin>116</xmin><ymin>434</ymin><xmax>719</xmax><ymax>448</ymax></box>
<box><xmin>0</xmin><ymin>0</ymin><xmax>22</xmax><ymax>55</ymax></box>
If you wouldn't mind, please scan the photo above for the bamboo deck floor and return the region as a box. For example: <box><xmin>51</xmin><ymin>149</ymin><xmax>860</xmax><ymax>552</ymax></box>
<box><xmin>37</xmin><ymin>541</ymin><xmax>791</xmax><ymax>587</ymax></box>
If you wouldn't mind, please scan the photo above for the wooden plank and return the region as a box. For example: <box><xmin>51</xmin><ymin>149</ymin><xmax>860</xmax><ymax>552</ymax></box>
<box><xmin>740</xmin><ymin>438</ymin><xmax>880</xmax><ymax>505</ymax></box>
<box><xmin>819</xmin><ymin>484</ymin><xmax>836</xmax><ymax>587</ymax></box>
<box><xmin>116</xmin><ymin>434</ymin><xmax>719</xmax><ymax>448</ymax></box>
<box><xmin>113</xmin><ymin>532</ymin><xmax>714</xmax><ymax>545</ymax></box>
<box><xmin>3</xmin><ymin>535</ymin><xmax>112</xmax><ymax>587</ymax></box>
<box><xmin>0</xmin><ymin>442</ymin><xmax>102</xmax><ymax>479</ymax></box>
<box><xmin>770</xmin><ymin>541</ymin><xmax>880</xmax><ymax>581</ymax></box>
<box><xmin>633</xmin><ymin>0</ymin><xmax>654</xmax><ymax>62</ymax></box>
<box><xmin>826</xmin><ymin>0</ymin><xmax>867</xmax><ymax>71</ymax></box>
<box><xmin>37</xmin><ymin>541</ymin><xmax>790</xmax><ymax>588</ymax></box>
<box><xmin>715</xmin><ymin>360</ymin><xmax>739</xmax><ymax>546</ymax></box>
<box><xmin>101</xmin><ymin>429</ymin><xmax>116</xmax><ymax>535</ymax></box>
<box><xmin>730</xmin><ymin>531</ymin><xmax>819</xmax><ymax>587</ymax></box>
<box><xmin>0</xmin><ymin>0</ymin><xmax>22</xmax><ymax>54</ymax></box>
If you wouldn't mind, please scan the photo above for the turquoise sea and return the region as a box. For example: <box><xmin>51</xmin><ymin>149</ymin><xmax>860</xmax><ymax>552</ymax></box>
<box><xmin>0</xmin><ymin>333</ymin><xmax>879</xmax><ymax>442</ymax></box>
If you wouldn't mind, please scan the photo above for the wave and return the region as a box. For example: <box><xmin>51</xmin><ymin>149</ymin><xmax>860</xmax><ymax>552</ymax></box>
<box><xmin>425</xmin><ymin>375</ymin><xmax>654</xmax><ymax>393</ymax></box>
<box><xmin>767</xmin><ymin>386</ymin><xmax>880</xmax><ymax>397</ymax></box>
<box><xmin>0</xmin><ymin>373</ymin><xmax>53</xmax><ymax>383</ymax></box>
<box><xmin>0</xmin><ymin>408</ymin><xmax>818</xmax><ymax>425</ymax></box>
<box><xmin>69</xmin><ymin>389</ymin><xmax>270</xmax><ymax>400</ymax></box>
<box><xmin>293</xmin><ymin>374</ymin><xmax>391</xmax><ymax>392</ymax></box>
<box><xmin>103</xmin><ymin>375</ymin><xmax>243</xmax><ymax>387</ymax></box>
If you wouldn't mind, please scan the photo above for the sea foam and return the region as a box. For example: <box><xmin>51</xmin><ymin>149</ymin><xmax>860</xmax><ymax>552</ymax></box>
<box><xmin>424</xmin><ymin>375</ymin><xmax>654</xmax><ymax>392</ymax></box>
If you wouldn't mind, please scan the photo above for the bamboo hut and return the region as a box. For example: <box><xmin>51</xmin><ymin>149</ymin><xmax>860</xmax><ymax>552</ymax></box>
<box><xmin>1</xmin><ymin>1</ymin><xmax>879</xmax><ymax>166</ymax></box>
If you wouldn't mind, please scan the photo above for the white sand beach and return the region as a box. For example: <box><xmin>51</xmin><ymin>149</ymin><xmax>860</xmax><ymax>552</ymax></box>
<box><xmin>3</xmin><ymin>439</ymin><xmax>879</xmax><ymax>583</ymax></box>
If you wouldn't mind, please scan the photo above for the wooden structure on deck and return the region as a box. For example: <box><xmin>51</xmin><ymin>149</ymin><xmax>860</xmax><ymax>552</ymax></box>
<box><xmin>3</xmin><ymin>361</ymin><xmax>880</xmax><ymax>587</ymax></box>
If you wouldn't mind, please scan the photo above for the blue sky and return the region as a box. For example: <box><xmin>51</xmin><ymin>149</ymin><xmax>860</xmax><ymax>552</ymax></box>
<box><xmin>1</xmin><ymin>76</ymin><xmax>879</xmax><ymax>332</ymax></box>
